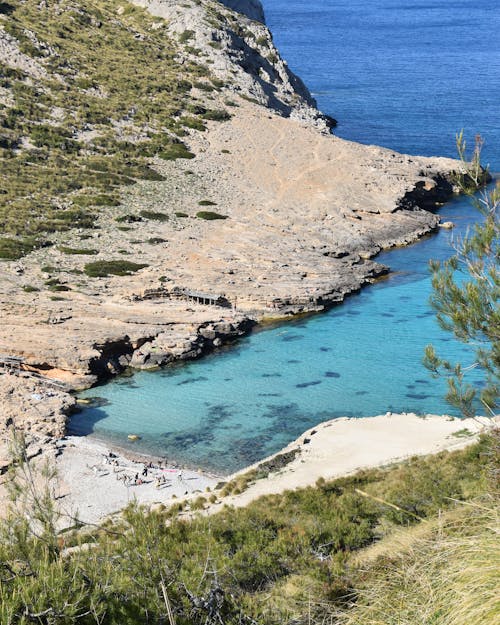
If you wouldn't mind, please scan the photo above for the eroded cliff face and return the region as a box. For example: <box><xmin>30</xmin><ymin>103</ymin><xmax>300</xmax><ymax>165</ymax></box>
<box><xmin>132</xmin><ymin>0</ymin><xmax>332</xmax><ymax>129</ymax></box>
<box><xmin>0</xmin><ymin>0</ymin><xmax>462</xmax><ymax>464</ymax></box>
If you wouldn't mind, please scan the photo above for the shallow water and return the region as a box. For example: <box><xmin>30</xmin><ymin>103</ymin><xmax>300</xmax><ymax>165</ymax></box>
<box><xmin>71</xmin><ymin>0</ymin><xmax>499</xmax><ymax>475</ymax></box>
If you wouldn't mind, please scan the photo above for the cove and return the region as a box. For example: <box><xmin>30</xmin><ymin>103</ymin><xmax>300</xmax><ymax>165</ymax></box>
<box><xmin>72</xmin><ymin>194</ymin><xmax>482</xmax><ymax>475</ymax></box>
<box><xmin>71</xmin><ymin>0</ymin><xmax>499</xmax><ymax>475</ymax></box>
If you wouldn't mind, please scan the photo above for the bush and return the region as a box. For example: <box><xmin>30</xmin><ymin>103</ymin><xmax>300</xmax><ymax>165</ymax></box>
<box><xmin>83</xmin><ymin>260</ymin><xmax>149</xmax><ymax>277</ymax></box>
<box><xmin>158</xmin><ymin>143</ymin><xmax>195</xmax><ymax>160</ymax></box>
<box><xmin>0</xmin><ymin>237</ymin><xmax>39</xmax><ymax>260</ymax></box>
<box><xmin>196</xmin><ymin>211</ymin><xmax>228</xmax><ymax>220</ymax></box>
<box><xmin>179</xmin><ymin>29</ymin><xmax>195</xmax><ymax>43</ymax></box>
<box><xmin>147</xmin><ymin>237</ymin><xmax>167</xmax><ymax>244</ymax></box>
<box><xmin>198</xmin><ymin>199</ymin><xmax>217</xmax><ymax>206</ymax></box>
<box><xmin>139</xmin><ymin>210</ymin><xmax>169</xmax><ymax>222</ymax></box>
<box><xmin>203</xmin><ymin>109</ymin><xmax>231</xmax><ymax>122</ymax></box>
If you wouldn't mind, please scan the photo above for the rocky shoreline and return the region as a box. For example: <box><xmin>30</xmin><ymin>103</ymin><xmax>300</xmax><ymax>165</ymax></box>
<box><xmin>0</xmin><ymin>0</ymin><xmax>466</xmax><ymax>471</ymax></box>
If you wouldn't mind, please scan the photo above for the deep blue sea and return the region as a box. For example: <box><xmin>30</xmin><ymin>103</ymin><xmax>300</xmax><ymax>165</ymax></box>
<box><xmin>71</xmin><ymin>0</ymin><xmax>500</xmax><ymax>474</ymax></box>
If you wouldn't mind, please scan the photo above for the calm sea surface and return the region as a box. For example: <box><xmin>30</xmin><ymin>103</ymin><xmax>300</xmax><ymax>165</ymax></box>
<box><xmin>72</xmin><ymin>0</ymin><xmax>500</xmax><ymax>474</ymax></box>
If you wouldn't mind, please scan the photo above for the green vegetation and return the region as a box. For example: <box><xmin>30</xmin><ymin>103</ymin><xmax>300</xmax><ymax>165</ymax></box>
<box><xmin>0</xmin><ymin>0</ymin><xmax>227</xmax><ymax>249</ymax></box>
<box><xmin>174</xmin><ymin>211</ymin><xmax>189</xmax><ymax>218</ymax></box>
<box><xmin>83</xmin><ymin>260</ymin><xmax>149</xmax><ymax>277</ymax></box>
<box><xmin>58</xmin><ymin>246</ymin><xmax>98</xmax><ymax>255</ymax></box>
<box><xmin>0</xmin><ymin>430</ymin><xmax>496</xmax><ymax>624</ymax></box>
<box><xmin>196</xmin><ymin>210</ymin><xmax>227</xmax><ymax>220</ymax></box>
<box><xmin>139</xmin><ymin>210</ymin><xmax>169</xmax><ymax>222</ymax></box>
<box><xmin>203</xmin><ymin>108</ymin><xmax>231</xmax><ymax>121</ymax></box>
<box><xmin>147</xmin><ymin>237</ymin><xmax>167</xmax><ymax>245</ymax></box>
<box><xmin>0</xmin><ymin>236</ymin><xmax>47</xmax><ymax>260</ymax></box>
<box><xmin>425</xmin><ymin>133</ymin><xmax>499</xmax><ymax>417</ymax></box>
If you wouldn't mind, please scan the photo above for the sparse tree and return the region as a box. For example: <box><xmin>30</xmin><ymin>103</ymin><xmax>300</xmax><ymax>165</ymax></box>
<box><xmin>424</xmin><ymin>132</ymin><xmax>499</xmax><ymax>418</ymax></box>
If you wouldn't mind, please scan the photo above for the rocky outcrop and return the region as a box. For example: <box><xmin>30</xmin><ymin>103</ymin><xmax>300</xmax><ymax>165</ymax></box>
<box><xmin>219</xmin><ymin>0</ymin><xmax>265</xmax><ymax>22</ymax></box>
<box><xmin>132</xmin><ymin>0</ymin><xmax>331</xmax><ymax>130</ymax></box>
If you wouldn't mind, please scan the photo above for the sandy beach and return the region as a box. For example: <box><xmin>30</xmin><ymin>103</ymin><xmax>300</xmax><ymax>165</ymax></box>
<box><xmin>32</xmin><ymin>412</ymin><xmax>492</xmax><ymax>525</ymax></box>
<box><xmin>52</xmin><ymin>436</ymin><xmax>220</xmax><ymax>525</ymax></box>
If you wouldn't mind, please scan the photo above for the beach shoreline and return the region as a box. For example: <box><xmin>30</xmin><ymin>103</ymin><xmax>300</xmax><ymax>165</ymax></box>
<box><xmin>6</xmin><ymin>412</ymin><xmax>488</xmax><ymax>527</ymax></box>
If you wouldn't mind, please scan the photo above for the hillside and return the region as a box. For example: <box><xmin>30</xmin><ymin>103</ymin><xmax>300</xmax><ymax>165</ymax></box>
<box><xmin>0</xmin><ymin>0</ymin><xmax>468</xmax><ymax>463</ymax></box>
<box><xmin>0</xmin><ymin>430</ymin><xmax>497</xmax><ymax>624</ymax></box>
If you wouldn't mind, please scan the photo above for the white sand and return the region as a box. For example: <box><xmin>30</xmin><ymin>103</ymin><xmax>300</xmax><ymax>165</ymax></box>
<box><xmin>50</xmin><ymin>413</ymin><xmax>494</xmax><ymax>523</ymax></box>
<box><xmin>220</xmin><ymin>412</ymin><xmax>494</xmax><ymax>509</ymax></box>
<box><xmin>54</xmin><ymin>436</ymin><xmax>220</xmax><ymax>525</ymax></box>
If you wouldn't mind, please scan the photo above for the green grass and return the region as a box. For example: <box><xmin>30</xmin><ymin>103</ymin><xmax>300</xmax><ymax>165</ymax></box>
<box><xmin>337</xmin><ymin>505</ymin><xmax>499</xmax><ymax>625</ymax></box>
<box><xmin>139</xmin><ymin>210</ymin><xmax>169</xmax><ymax>222</ymax></box>
<box><xmin>0</xmin><ymin>0</ymin><xmax>219</xmax><ymax>247</ymax></box>
<box><xmin>83</xmin><ymin>259</ymin><xmax>149</xmax><ymax>277</ymax></box>
<box><xmin>0</xmin><ymin>236</ymin><xmax>47</xmax><ymax>260</ymax></box>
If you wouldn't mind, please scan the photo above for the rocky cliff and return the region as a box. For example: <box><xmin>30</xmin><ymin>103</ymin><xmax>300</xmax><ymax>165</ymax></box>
<box><xmin>132</xmin><ymin>0</ymin><xmax>332</xmax><ymax>129</ymax></box>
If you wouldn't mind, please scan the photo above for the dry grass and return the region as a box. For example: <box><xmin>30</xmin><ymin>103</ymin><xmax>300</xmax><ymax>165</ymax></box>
<box><xmin>336</xmin><ymin>501</ymin><xmax>499</xmax><ymax>625</ymax></box>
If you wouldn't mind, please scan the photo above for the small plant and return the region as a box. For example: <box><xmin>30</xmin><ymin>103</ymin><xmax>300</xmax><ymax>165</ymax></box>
<box><xmin>198</xmin><ymin>199</ymin><xmax>217</xmax><ymax>206</ymax></box>
<box><xmin>180</xmin><ymin>116</ymin><xmax>206</xmax><ymax>131</ymax></box>
<box><xmin>22</xmin><ymin>285</ymin><xmax>39</xmax><ymax>292</ymax></box>
<box><xmin>158</xmin><ymin>143</ymin><xmax>195</xmax><ymax>160</ymax></box>
<box><xmin>83</xmin><ymin>260</ymin><xmax>149</xmax><ymax>277</ymax></box>
<box><xmin>203</xmin><ymin>109</ymin><xmax>231</xmax><ymax>122</ymax></box>
<box><xmin>196</xmin><ymin>211</ymin><xmax>228</xmax><ymax>220</ymax></box>
<box><xmin>0</xmin><ymin>237</ymin><xmax>44</xmax><ymax>260</ymax></box>
<box><xmin>191</xmin><ymin>496</ymin><xmax>207</xmax><ymax>511</ymax></box>
<box><xmin>115</xmin><ymin>214</ymin><xmax>143</xmax><ymax>223</ymax></box>
<box><xmin>179</xmin><ymin>29</ymin><xmax>195</xmax><ymax>43</ymax></box>
<box><xmin>174</xmin><ymin>211</ymin><xmax>189</xmax><ymax>218</ymax></box>
<box><xmin>147</xmin><ymin>237</ymin><xmax>167</xmax><ymax>244</ymax></box>
<box><xmin>139</xmin><ymin>210</ymin><xmax>169</xmax><ymax>222</ymax></box>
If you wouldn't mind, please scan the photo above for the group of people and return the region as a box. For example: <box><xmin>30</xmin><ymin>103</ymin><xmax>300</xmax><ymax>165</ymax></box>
<box><xmin>92</xmin><ymin>452</ymin><xmax>191</xmax><ymax>491</ymax></box>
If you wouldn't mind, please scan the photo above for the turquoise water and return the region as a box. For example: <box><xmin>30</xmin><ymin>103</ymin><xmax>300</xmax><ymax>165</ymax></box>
<box><xmin>71</xmin><ymin>0</ymin><xmax>499</xmax><ymax>475</ymax></box>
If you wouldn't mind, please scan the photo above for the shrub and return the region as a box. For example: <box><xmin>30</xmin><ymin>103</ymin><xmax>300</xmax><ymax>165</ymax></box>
<box><xmin>83</xmin><ymin>260</ymin><xmax>149</xmax><ymax>277</ymax></box>
<box><xmin>179</xmin><ymin>29</ymin><xmax>195</xmax><ymax>43</ymax></box>
<box><xmin>198</xmin><ymin>199</ymin><xmax>217</xmax><ymax>206</ymax></box>
<box><xmin>158</xmin><ymin>143</ymin><xmax>195</xmax><ymax>160</ymax></box>
<box><xmin>139</xmin><ymin>210</ymin><xmax>169</xmax><ymax>222</ymax></box>
<box><xmin>72</xmin><ymin>194</ymin><xmax>121</xmax><ymax>208</ymax></box>
<box><xmin>180</xmin><ymin>116</ymin><xmax>206</xmax><ymax>131</ymax></box>
<box><xmin>174</xmin><ymin>211</ymin><xmax>189</xmax><ymax>218</ymax></box>
<box><xmin>0</xmin><ymin>237</ymin><xmax>40</xmax><ymax>260</ymax></box>
<box><xmin>196</xmin><ymin>211</ymin><xmax>228</xmax><ymax>220</ymax></box>
<box><xmin>147</xmin><ymin>237</ymin><xmax>167</xmax><ymax>244</ymax></box>
<box><xmin>203</xmin><ymin>109</ymin><xmax>231</xmax><ymax>121</ymax></box>
<box><xmin>115</xmin><ymin>214</ymin><xmax>143</xmax><ymax>223</ymax></box>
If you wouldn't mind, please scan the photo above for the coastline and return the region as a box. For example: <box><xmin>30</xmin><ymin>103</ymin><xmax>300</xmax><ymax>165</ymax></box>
<box><xmin>4</xmin><ymin>412</ymin><xmax>490</xmax><ymax>527</ymax></box>
<box><xmin>0</xmin><ymin>0</ymin><xmax>473</xmax><ymax>484</ymax></box>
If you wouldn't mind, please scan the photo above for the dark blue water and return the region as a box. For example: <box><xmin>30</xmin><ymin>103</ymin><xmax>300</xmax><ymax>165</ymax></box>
<box><xmin>71</xmin><ymin>0</ymin><xmax>499</xmax><ymax>474</ymax></box>
<box><xmin>265</xmin><ymin>0</ymin><xmax>500</xmax><ymax>169</ymax></box>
